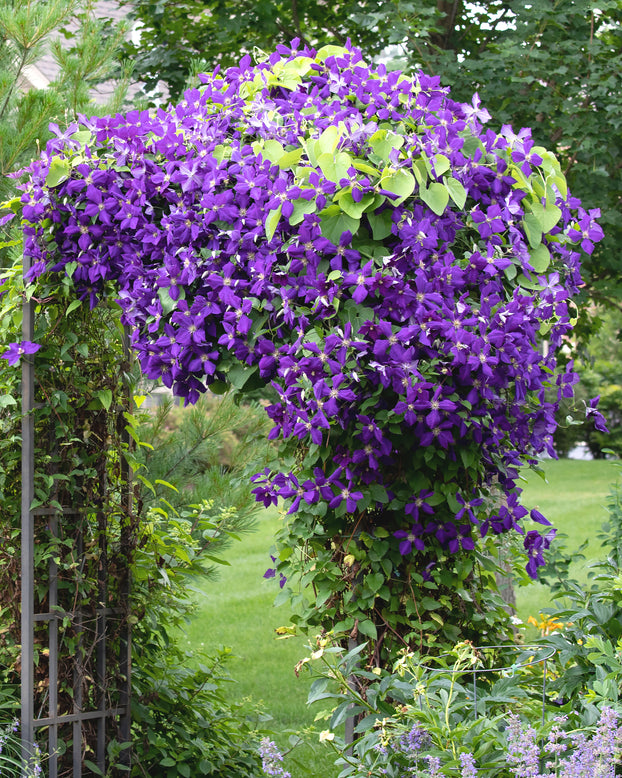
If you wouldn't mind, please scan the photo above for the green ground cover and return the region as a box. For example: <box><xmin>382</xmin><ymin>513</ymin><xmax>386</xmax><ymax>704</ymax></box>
<box><xmin>185</xmin><ymin>457</ymin><xmax>619</xmax><ymax>776</ymax></box>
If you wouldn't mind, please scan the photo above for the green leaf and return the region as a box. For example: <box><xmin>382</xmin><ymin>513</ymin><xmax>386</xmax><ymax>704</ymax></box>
<box><xmin>433</xmin><ymin>154</ymin><xmax>451</xmax><ymax>176</ymax></box>
<box><xmin>227</xmin><ymin>364</ymin><xmax>259</xmax><ymax>390</ymax></box>
<box><xmin>365</xmin><ymin>572</ymin><xmax>384</xmax><ymax>593</ymax></box>
<box><xmin>278</xmin><ymin>148</ymin><xmax>303</xmax><ymax>169</ymax></box>
<box><xmin>317</xmin><ymin>151</ymin><xmax>352</xmax><ymax>183</ymax></box>
<box><xmin>265</xmin><ymin>205</ymin><xmax>282</xmax><ymax>241</ymax></box>
<box><xmin>352</xmin><ymin>159</ymin><xmax>380</xmax><ymax>177</ymax></box>
<box><xmin>357</xmin><ymin>619</ymin><xmax>378</xmax><ymax>639</ymax></box>
<box><xmin>94</xmin><ymin>389</ymin><xmax>113</xmax><ymax>411</ymax></box>
<box><xmin>366</xmin><ymin>209</ymin><xmax>393</xmax><ymax>240</ymax></box>
<box><xmin>316</xmin><ymin>44</ymin><xmax>348</xmax><ymax>61</ymax></box>
<box><xmin>65</xmin><ymin>300</ymin><xmax>82</xmax><ymax>316</ymax></box>
<box><xmin>445</xmin><ymin>177</ymin><xmax>467</xmax><ymax>209</ymax></box>
<box><xmin>529</xmin><ymin>244</ymin><xmax>551</xmax><ymax>273</ymax></box>
<box><xmin>318</xmin><ymin>125</ymin><xmax>341</xmax><ymax>154</ymax></box>
<box><xmin>369</xmin><ymin>129</ymin><xmax>404</xmax><ymax>164</ymax></box>
<box><xmin>157</xmin><ymin>286</ymin><xmax>181</xmax><ymax>315</ymax></box>
<box><xmin>319</xmin><ymin>207</ymin><xmax>359</xmax><ymax>244</ymax></box>
<box><xmin>412</xmin><ymin>159</ymin><xmax>429</xmax><ymax>186</ymax></box>
<box><xmin>338</xmin><ymin>192</ymin><xmax>375</xmax><ymax>220</ymax></box>
<box><xmin>261</xmin><ymin>139</ymin><xmax>286</xmax><ymax>163</ymax></box>
<box><xmin>154</xmin><ymin>479</ymin><xmax>179</xmax><ymax>492</ymax></box>
<box><xmin>45</xmin><ymin>157</ymin><xmax>71</xmax><ymax>188</ymax></box>
<box><xmin>517</xmin><ymin>273</ymin><xmax>544</xmax><ymax>290</ymax></box>
<box><xmin>530</xmin><ymin>201</ymin><xmax>562</xmax><ymax>233</ymax></box>
<box><xmin>523</xmin><ymin>213</ymin><xmax>543</xmax><ymax>248</ymax></box>
<box><xmin>420</xmin><ymin>182</ymin><xmax>449</xmax><ymax>215</ymax></box>
<box><xmin>380</xmin><ymin>168</ymin><xmax>415</xmax><ymax>204</ymax></box>
<box><xmin>289</xmin><ymin>197</ymin><xmax>317</xmax><ymax>225</ymax></box>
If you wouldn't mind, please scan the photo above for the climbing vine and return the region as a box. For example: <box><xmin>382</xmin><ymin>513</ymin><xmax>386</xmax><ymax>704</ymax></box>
<box><xmin>4</xmin><ymin>41</ymin><xmax>605</xmax><ymax>659</ymax></box>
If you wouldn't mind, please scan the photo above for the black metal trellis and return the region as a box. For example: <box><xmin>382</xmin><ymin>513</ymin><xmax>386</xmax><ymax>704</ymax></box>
<box><xmin>20</xmin><ymin>255</ymin><xmax>133</xmax><ymax>776</ymax></box>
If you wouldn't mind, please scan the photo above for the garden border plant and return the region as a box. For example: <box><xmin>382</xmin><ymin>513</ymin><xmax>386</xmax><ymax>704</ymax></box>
<box><xmin>3</xmin><ymin>39</ymin><xmax>606</xmax><ymax>688</ymax></box>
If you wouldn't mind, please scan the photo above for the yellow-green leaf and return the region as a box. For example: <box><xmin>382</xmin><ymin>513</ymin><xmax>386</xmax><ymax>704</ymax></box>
<box><xmin>265</xmin><ymin>205</ymin><xmax>282</xmax><ymax>241</ymax></box>
<box><xmin>420</xmin><ymin>182</ymin><xmax>449</xmax><ymax>215</ymax></box>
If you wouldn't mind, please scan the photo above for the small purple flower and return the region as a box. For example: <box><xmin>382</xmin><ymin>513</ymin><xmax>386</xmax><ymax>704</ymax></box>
<box><xmin>585</xmin><ymin>396</ymin><xmax>608</xmax><ymax>433</ymax></box>
<box><xmin>2</xmin><ymin>340</ymin><xmax>41</xmax><ymax>366</ymax></box>
<box><xmin>258</xmin><ymin>737</ymin><xmax>291</xmax><ymax>777</ymax></box>
<box><xmin>394</xmin><ymin>524</ymin><xmax>425</xmax><ymax>555</ymax></box>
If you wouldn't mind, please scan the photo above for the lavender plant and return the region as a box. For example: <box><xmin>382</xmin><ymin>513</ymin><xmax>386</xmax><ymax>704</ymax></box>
<box><xmin>7</xmin><ymin>41</ymin><xmax>605</xmax><ymax>655</ymax></box>
<box><xmin>304</xmin><ymin>641</ymin><xmax>622</xmax><ymax>777</ymax></box>
<box><xmin>0</xmin><ymin>720</ymin><xmax>42</xmax><ymax>777</ymax></box>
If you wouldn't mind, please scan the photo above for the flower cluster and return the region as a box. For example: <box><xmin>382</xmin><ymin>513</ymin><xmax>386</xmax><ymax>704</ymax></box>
<box><xmin>16</xmin><ymin>41</ymin><xmax>604</xmax><ymax>575</ymax></box>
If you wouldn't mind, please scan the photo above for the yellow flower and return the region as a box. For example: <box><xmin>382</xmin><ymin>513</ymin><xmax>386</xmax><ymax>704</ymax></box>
<box><xmin>319</xmin><ymin>730</ymin><xmax>335</xmax><ymax>742</ymax></box>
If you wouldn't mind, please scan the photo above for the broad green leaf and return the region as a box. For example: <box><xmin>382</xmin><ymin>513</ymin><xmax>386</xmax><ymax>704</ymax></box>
<box><xmin>517</xmin><ymin>273</ymin><xmax>544</xmax><ymax>290</ymax></box>
<box><xmin>304</xmin><ymin>139</ymin><xmax>321</xmax><ymax>167</ymax></box>
<box><xmin>227</xmin><ymin>363</ymin><xmax>259</xmax><ymax>390</ymax></box>
<box><xmin>445</xmin><ymin>177</ymin><xmax>467</xmax><ymax>209</ymax></box>
<box><xmin>317</xmin><ymin>151</ymin><xmax>352</xmax><ymax>183</ymax></box>
<box><xmin>157</xmin><ymin>286</ymin><xmax>179</xmax><ymax>315</ymax></box>
<box><xmin>209</xmin><ymin>380</ymin><xmax>229</xmax><ymax>395</ymax></box>
<box><xmin>316</xmin><ymin>44</ymin><xmax>348</xmax><ymax>61</ymax></box>
<box><xmin>45</xmin><ymin>157</ymin><xmax>71</xmax><ymax>188</ymax></box>
<box><xmin>522</xmin><ymin>213</ymin><xmax>543</xmax><ymax>248</ymax></box>
<box><xmin>420</xmin><ymin>182</ymin><xmax>449</xmax><ymax>215</ymax></box>
<box><xmin>262</xmin><ymin>139</ymin><xmax>286</xmax><ymax>163</ymax></box>
<box><xmin>289</xmin><ymin>197</ymin><xmax>317</xmax><ymax>225</ymax></box>
<box><xmin>338</xmin><ymin>192</ymin><xmax>376</xmax><ymax>220</ymax></box>
<box><xmin>530</xmin><ymin>201</ymin><xmax>562</xmax><ymax>233</ymax></box>
<box><xmin>412</xmin><ymin>159</ymin><xmax>429</xmax><ymax>186</ymax></box>
<box><xmin>319</xmin><ymin>208</ymin><xmax>360</xmax><ymax>244</ymax></box>
<box><xmin>95</xmin><ymin>389</ymin><xmax>113</xmax><ymax>411</ymax></box>
<box><xmin>278</xmin><ymin>148</ymin><xmax>303</xmax><ymax>169</ymax></box>
<box><xmin>65</xmin><ymin>299</ymin><xmax>82</xmax><ymax>316</ymax></box>
<box><xmin>380</xmin><ymin>168</ymin><xmax>415</xmax><ymax>204</ymax></box>
<box><xmin>357</xmin><ymin>619</ymin><xmax>378</xmax><ymax>639</ymax></box>
<box><xmin>284</xmin><ymin>55</ymin><xmax>315</xmax><ymax>76</ymax></box>
<box><xmin>369</xmin><ymin>129</ymin><xmax>405</xmax><ymax>164</ymax></box>
<box><xmin>318</xmin><ymin>125</ymin><xmax>341</xmax><ymax>154</ymax></box>
<box><xmin>352</xmin><ymin>159</ymin><xmax>380</xmax><ymax>177</ymax></box>
<box><xmin>265</xmin><ymin>205</ymin><xmax>282</xmax><ymax>241</ymax></box>
<box><xmin>529</xmin><ymin>244</ymin><xmax>551</xmax><ymax>273</ymax></box>
<box><xmin>367</xmin><ymin>209</ymin><xmax>393</xmax><ymax>241</ymax></box>
<box><xmin>433</xmin><ymin>154</ymin><xmax>451</xmax><ymax>176</ymax></box>
<box><xmin>365</xmin><ymin>572</ymin><xmax>385</xmax><ymax>593</ymax></box>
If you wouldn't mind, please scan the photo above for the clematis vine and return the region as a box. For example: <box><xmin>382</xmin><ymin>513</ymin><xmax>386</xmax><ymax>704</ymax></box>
<box><xmin>11</xmin><ymin>41</ymin><xmax>605</xmax><ymax>650</ymax></box>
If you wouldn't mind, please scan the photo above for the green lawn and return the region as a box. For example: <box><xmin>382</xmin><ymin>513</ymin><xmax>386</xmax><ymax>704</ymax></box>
<box><xmin>183</xmin><ymin>508</ymin><xmax>336</xmax><ymax>777</ymax></box>
<box><xmin>516</xmin><ymin>458</ymin><xmax>619</xmax><ymax>622</ymax></box>
<box><xmin>184</xmin><ymin>458</ymin><xmax>621</xmax><ymax>776</ymax></box>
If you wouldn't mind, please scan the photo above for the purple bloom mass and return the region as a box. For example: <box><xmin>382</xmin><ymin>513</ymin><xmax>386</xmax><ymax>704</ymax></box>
<box><xmin>17</xmin><ymin>41</ymin><xmax>603</xmax><ymax>579</ymax></box>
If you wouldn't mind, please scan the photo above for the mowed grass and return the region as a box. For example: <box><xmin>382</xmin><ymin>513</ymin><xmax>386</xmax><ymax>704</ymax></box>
<box><xmin>184</xmin><ymin>458</ymin><xmax>620</xmax><ymax>776</ymax></box>
<box><xmin>183</xmin><ymin>507</ymin><xmax>337</xmax><ymax>777</ymax></box>
<box><xmin>516</xmin><ymin>458</ymin><xmax>619</xmax><ymax>622</ymax></box>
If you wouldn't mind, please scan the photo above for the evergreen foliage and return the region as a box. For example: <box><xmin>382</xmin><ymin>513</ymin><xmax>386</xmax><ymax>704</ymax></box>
<box><xmin>0</xmin><ymin>0</ymin><xmax>131</xmax><ymax>201</ymax></box>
